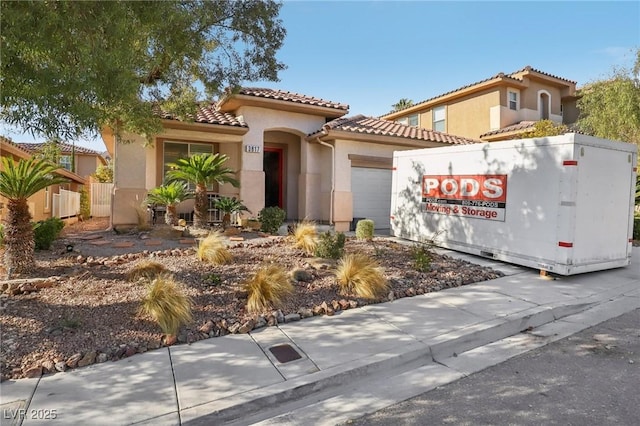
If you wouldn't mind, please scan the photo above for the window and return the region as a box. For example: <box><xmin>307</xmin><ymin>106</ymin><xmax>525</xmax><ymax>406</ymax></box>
<box><xmin>163</xmin><ymin>141</ymin><xmax>215</xmax><ymax>189</ymax></box>
<box><xmin>59</xmin><ymin>155</ymin><xmax>72</xmax><ymax>171</ymax></box>
<box><xmin>508</xmin><ymin>91</ymin><xmax>518</xmax><ymax>111</ymax></box>
<box><xmin>432</xmin><ymin>106</ymin><xmax>445</xmax><ymax>132</ymax></box>
<box><xmin>408</xmin><ymin>114</ymin><xmax>419</xmax><ymax>127</ymax></box>
<box><xmin>396</xmin><ymin>117</ymin><xmax>409</xmax><ymax>126</ymax></box>
<box><xmin>44</xmin><ymin>186</ymin><xmax>50</xmax><ymax>210</ymax></box>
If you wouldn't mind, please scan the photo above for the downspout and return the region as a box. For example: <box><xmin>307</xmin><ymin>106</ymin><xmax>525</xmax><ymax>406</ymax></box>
<box><xmin>316</xmin><ymin>137</ymin><xmax>335</xmax><ymax>225</ymax></box>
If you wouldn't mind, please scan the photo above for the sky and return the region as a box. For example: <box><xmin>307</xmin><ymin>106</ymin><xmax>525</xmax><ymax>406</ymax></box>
<box><xmin>3</xmin><ymin>0</ymin><xmax>639</xmax><ymax>152</ymax></box>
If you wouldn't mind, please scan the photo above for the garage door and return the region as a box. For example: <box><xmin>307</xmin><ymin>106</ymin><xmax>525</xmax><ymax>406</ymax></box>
<box><xmin>351</xmin><ymin>167</ymin><xmax>392</xmax><ymax>229</ymax></box>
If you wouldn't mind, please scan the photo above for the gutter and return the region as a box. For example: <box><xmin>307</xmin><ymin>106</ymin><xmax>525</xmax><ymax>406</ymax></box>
<box><xmin>315</xmin><ymin>136</ymin><xmax>335</xmax><ymax>225</ymax></box>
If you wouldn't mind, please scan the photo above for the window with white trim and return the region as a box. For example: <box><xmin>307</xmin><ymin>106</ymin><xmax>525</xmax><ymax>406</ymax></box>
<box><xmin>508</xmin><ymin>91</ymin><xmax>518</xmax><ymax>111</ymax></box>
<box><xmin>408</xmin><ymin>114</ymin><xmax>419</xmax><ymax>127</ymax></box>
<box><xmin>163</xmin><ymin>141</ymin><xmax>216</xmax><ymax>189</ymax></box>
<box><xmin>396</xmin><ymin>117</ymin><xmax>409</xmax><ymax>125</ymax></box>
<box><xmin>432</xmin><ymin>106</ymin><xmax>445</xmax><ymax>132</ymax></box>
<box><xmin>59</xmin><ymin>155</ymin><xmax>72</xmax><ymax>171</ymax></box>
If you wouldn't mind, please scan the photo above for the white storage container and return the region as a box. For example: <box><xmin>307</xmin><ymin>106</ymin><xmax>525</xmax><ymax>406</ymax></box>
<box><xmin>390</xmin><ymin>133</ymin><xmax>637</xmax><ymax>275</ymax></box>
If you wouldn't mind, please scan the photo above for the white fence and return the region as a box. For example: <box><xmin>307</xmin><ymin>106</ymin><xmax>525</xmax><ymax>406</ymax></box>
<box><xmin>91</xmin><ymin>183</ymin><xmax>113</xmax><ymax>217</ymax></box>
<box><xmin>52</xmin><ymin>189</ymin><xmax>80</xmax><ymax>219</ymax></box>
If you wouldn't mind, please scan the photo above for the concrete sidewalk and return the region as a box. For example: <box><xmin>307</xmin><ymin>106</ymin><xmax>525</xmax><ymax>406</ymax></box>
<box><xmin>2</xmin><ymin>247</ymin><xmax>639</xmax><ymax>426</ymax></box>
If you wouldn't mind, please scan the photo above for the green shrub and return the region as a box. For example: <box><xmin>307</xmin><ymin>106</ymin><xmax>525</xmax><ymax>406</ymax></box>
<box><xmin>634</xmin><ymin>217</ymin><xmax>640</xmax><ymax>241</ymax></box>
<box><xmin>79</xmin><ymin>188</ymin><xmax>91</xmax><ymax>220</ymax></box>
<box><xmin>355</xmin><ymin>219</ymin><xmax>374</xmax><ymax>240</ymax></box>
<box><xmin>258</xmin><ymin>206</ymin><xmax>286</xmax><ymax>234</ymax></box>
<box><xmin>411</xmin><ymin>243</ymin><xmax>432</xmax><ymax>272</ymax></box>
<box><xmin>314</xmin><ymin>231</ymin><xmax>345</xmax><ymax>259</ymax></box>
<box><xmin>33</xmin><ymin>217</ymin><xmax>65</xmax><ymax>250</ymax></box>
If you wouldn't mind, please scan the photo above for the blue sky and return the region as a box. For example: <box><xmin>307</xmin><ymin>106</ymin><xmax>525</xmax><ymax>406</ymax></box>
<box><xmin>3</xmin><ymin>0</ymin><xmax>639</xmax><ymax>151</ymax></box>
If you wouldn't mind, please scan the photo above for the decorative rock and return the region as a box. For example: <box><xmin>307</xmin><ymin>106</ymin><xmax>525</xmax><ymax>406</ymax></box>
<box><xmin>148</xmin><ymin>339</ymin><xmax>162</xmax><ymax>350</ymax></box>
<box><xmin>284</xmin><ymin>313</ymin><xmax>301</xmax><ymax>322</ymax></box>
<box><xmin>325</xmin><ymin>306</ymin><xmax>335</xmax><ymax>316</ymax></box>
<box><xmin>312</xmin><ymin>305</ymin><xmax>324</xmax><ymax>316</ymax></box>
<box><xmin>298</xmin><ymin>308</ymin><xmax>313</xmax><ymax>318</ymax></box>
<box><xmin>41</xmin><ymin>360</ymin><xmax>55</xmax><ymax>373</ymax></box>
<box><xmin>238</xmin><ymin>318</ymin><xmax>255</xmax><ymax>334</ymax></box>
<box><xmin>338</xmin><ymin>299</ymin><xmax>350</xmax><ymax>310</ymax></box>
<box><xmin>177</xmin><ymin>332</ymin><xmax>188</xmax><ymax>344</ymax></box>
<box><xmin>275</xmin><ymin>310</ymin><xmax>285</xmax><ymax>324</ymax></box>
<box><xmin>349</xmin><ymin>300</ymin><xmax>358</xmax><ymax>309</ymax></box>
<box><xmin>331</xmin><ymin>300</ymin><xmax>341</xmax><ymax>311</ymax></box>
<box><xmin>266</xmin><ymin>314</ymin><xmax>278</xmax><ymax>326</ymax></box>
<box><xmin>78</xmin><ymin>350</ymin><xmax>97</xmax><ymax>367</ymax></box>
<box><xmin>254</xmin><ymin>316</ymin><xmax>267</xmax><ymax>329</ymax></box>
<box><xmin>96</xmin><ymin>353</ymin><xmax>109</xmax><ymax>363</ymax></box>
<box><xmin>228</xmin><ymin>322</ymin><xmax>241</xmax><ymax>334</ymax></box>
<box><xmin>24</xmin><ymin>366</ymin><xmax>43</xmax><ymax>379</ymax></box>
<box><xmin>406</xmin><ymin>288</ymin><xmax>416</xmax><ymax>297</ymax></box>
<box><xmin>292</xmin><ymin>269</ymin><xmax>313</xmax><ymax>282</ymax></box>
<box><xmin>76</xmin><ymin>255</ymin><xmax>86</xmax><ymax>263</ymax></box>
<box><xmin>66</xmin><ymin>352</ymin><xmax>82</xmax><ymax>368</ymax></box>
<box><xmin>54</xmin><ymin>362</ymin><xmax>67</xmax><ymax>372</ymax></box>
<box><xmin>199</xmin><ymin>320</ymin><xmax>214</xmax><ymax>334</ymax></box>
<box><xmin>388</xmin><ymin>291</ymin><xmax>395</xmax><ymax>301</ymax></box>
<box><xmin>417</xmin><ymin>288</ymin><xmax>425</xmax><ymax>295</ymax></box>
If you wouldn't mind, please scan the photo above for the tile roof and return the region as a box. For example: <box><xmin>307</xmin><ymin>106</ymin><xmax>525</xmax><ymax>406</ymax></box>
<box><xmin>313</xmin><ymin>115</ymin><xmax>479</xmax><ymax>145</ymax></box>
<box><xmin>386</xmin><ymin>65</ymin><xmax>576</xmax><ymax>116</ymax></box>
<box><xmin>479</xmin><ymin>121</ymin><xmax>537</xmax><ymax>138</ymax></box>
<box><xmin>16</xmin><ymin>142</ymin><xmax>102</xmax><ymax>155</ymax></box>
<box><xmin>157</xmin><ymin>104</ymin><xmax>247</xmax><ymax>127</ymax></box>
<box><xmin>237</xmin><ymin>87</ymin><xmax>349</xmax><ymax>111</ymax></box>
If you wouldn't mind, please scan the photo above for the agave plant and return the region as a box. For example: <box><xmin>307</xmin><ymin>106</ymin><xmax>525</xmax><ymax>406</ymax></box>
<box><xmin>146</xmin><ymin>181</ymin><xmax>192</xmax><ymax>225</ymax></box>
<box><xmin>214</xmin><ymin>196</ymin><xmax>250</xmax><ymax>229</ymax></box>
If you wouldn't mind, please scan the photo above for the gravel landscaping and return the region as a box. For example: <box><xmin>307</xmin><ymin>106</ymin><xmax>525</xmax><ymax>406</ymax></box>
<box><xmin>0</xmin><ymin>218</ymin><xmax>503</xmax><ymax>381</ymax></box>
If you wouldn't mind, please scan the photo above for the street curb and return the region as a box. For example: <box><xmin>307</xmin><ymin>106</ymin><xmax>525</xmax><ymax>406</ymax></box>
<box><xmin>180</xmin><ymin>300</ymin><xmax>600</xmax><ymax>425</ymax></box>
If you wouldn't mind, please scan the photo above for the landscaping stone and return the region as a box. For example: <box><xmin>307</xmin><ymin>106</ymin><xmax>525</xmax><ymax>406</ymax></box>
<box><xmin>228</xmin><ymin>322</ymin><xmax>241</xmax><ymax>334</ymax></box>
<box><xmin>96</xmin><ymin>353</ymin><xmax>109</xmax><ymax>363</ymax></box>
<box><xmin>66</xmin><ymin>353</ymin><xmax>82</xmax><ymax>368</ymax></box>
<box><xmin>24</xmin><ymin>366</ymin><xmax>43</xmax><ymax>378</ymax></box>
<box><xmin>284</xmin><ymin>313</ymin><xmax>301</xmax><ymax>322</ymax></box>
<box><xmin>238</xmin><ymin>318</ymin><xmax>255</xmax><ymax>334</ymax></box>
<box><xmin>78</xmin><ymin>350</ymin><xmax>97</xmax><ymax>367</ymax></box>
<box><xmin>54</xmin><ymin>361</ymin><xmax>67</xmax><ymax>372</ymax></box>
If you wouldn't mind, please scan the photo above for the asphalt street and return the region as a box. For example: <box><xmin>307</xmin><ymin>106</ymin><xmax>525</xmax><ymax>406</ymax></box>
<box><xmin>345</xmin><ymin>308</ymin><xmax>640</xmax><ymax>426</ymax></box>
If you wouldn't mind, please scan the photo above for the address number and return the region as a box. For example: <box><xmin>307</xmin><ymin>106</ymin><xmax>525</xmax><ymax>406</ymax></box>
<box><xmin>245</xmin><ymin>145</ymin><xmax>261</xmax><ymax>153</ymax></box>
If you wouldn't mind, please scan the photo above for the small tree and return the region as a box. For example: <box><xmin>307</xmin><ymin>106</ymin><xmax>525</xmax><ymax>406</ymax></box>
<box><xmin>0</xmin><ymin>157</ymin><xmax>68</xmax><ymax>274</ymax></box>
<box><xmin>92</xmin><ymin>162</ymin><xmax>113</xmax><ymax>183</ymax></box>
<box><xmin>166</xmin><ymin>153</ymin><xmax>238</xmax><ymax>229</ymax></box>
<box><xmin>518</xmin><ymin>120</ymin><xmax>569</xmax><ymax>139</ymax></box>
<box><xmin>146</xmin><ymin>182</ymin><xmax>192</xmax><ymax>226</ymax></box>
<box><xmin>214</xmin><ymin>197</ymin><xmax>250</xmax><ymax>229</ymax></box>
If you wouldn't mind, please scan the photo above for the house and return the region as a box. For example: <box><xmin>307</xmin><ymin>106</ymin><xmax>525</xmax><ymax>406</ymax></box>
<box><xmin>0</xmin><ymin>138</ymin><xmax>86</xmax><ymax>223</ymax></box>
<box><xmin>16</xmin><ymin>141</ymin><xmax>107</xmax><ymax>180</ymax></box>
<box><xmin>100</xmin><ymin>88</ymin><xmax>477</xmax><ymax>231</ymax></box>
<box><xmin>381</xmin><ymin>66</ymin><xmax>579</xmax><ymax>141</ymax></box>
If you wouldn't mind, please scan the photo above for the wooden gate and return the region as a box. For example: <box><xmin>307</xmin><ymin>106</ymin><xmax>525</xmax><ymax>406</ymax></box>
<box><xmin>91</xmin><ymin>183</ymin><xmax>113</xmax><ymax>217</ymax></box>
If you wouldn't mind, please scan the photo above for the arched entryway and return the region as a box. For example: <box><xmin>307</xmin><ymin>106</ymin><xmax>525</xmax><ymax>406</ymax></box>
<box><xmin>263</xmin><ymin>130</ymin><xmax>302</xmax><ymax>219</ymax></box>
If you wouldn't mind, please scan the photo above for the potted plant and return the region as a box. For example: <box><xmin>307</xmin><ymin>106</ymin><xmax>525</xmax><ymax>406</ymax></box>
<box><xmin>214</xmin><ymin>196</ymin><xmax>250</xmax><ymax>230</ymax></box>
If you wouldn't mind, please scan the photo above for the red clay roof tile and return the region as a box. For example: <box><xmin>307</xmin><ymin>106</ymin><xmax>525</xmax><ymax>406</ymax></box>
<box><xmin>313</xmin><ymin>115</ymin><xmax>479</xmax><ymax>145</ymax></box>
<box><xmin>238</xmin><ymin>87</ymin><xmax>349</xmax><ymax>111</ymax></box>
<box><xmin>16</xmin><ymin>142</ymin><xmax>102</xmax><ymax>155</ymax></box>
<box><xmin>157</xmin><ymin>104</ymin><xmax>247</xmax><ymax>127</ymax></box>
<box><xmin>479</xmin><ymin>121</ymin><xmax>537</xmax><ymax>138</ymax></box>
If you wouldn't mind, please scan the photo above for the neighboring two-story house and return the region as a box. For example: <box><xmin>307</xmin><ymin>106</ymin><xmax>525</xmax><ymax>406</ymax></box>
<box><xmin>382</xmin><ymin>66</ymin><xmax>579</xmax><ymax>141</ymax></box>
<box><xmin>16</xmin><ymin>141</ymin><xmax>107</xmax><ymax>180</ymax></box>
<box><xmin>0</xmin><ymin>138</ymin><xmax>86</xmax><ymax>223</ymax></box>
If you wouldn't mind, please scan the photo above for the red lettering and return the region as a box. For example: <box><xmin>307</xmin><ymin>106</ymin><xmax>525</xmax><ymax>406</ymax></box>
<box><xmin>422</xmin><ymin>174</ymin><xmax>507</xmax><ymax>202</ymax></box>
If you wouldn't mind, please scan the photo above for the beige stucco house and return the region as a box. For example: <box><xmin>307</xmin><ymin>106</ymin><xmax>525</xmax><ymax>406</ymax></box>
<box><xmin>0</xmin><ymin>138</ymin><xmax>86</xmax><ymax>223</ymax></box>
<box><xmin>382</xmin><ymin>66</ymin><xmax>579</xmax><ymax>141</ymax></box>
<box><xmin>101</xmin><ymin>88</ymin><xmax>477</xmax><ymax>231</ymax></box>
<box><xmin>16</xmin><ymin>141</ymin><xmax>107</xmax><ymax>180</ymax></box>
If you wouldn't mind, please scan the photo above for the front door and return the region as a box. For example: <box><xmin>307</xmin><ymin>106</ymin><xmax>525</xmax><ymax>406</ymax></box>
<box><xmin>263</xmin><ymin>147</ymin><xmax>283</xmax><ymax>208</ymax></box>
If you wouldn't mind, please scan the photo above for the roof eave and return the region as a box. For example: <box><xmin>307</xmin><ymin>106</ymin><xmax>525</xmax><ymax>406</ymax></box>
<box><xmin>162</xmin><ymin>119</ymin><xmax>249</xmax><ymax>135</ymax></box>
<box><xmin>308</xmin><ymin>128</ymin><xmax>464</xmax><ymax>148</ymax></box>
<box><xmin>219</xmin><ymin>94</ymin><xmax>348</xmax><ymax>118</ymax></box>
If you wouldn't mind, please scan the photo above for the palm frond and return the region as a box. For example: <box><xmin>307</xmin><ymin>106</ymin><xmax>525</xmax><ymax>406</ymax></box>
<box><xmin>0</xmin><ymin>157</ymin><xmax>69</xmax><ymax>200</ymax></box>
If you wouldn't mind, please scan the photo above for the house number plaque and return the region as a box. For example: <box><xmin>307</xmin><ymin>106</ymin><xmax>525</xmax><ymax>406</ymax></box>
<box><xmin>245</xmin><ymin>145</ymin><xmax>261</xmax><ymax>153</ymax></box>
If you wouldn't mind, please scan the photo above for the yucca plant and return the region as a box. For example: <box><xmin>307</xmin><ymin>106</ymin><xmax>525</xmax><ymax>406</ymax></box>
<box><xmin>292</xmin><ymin>220</ymin><xmax>317</xmax><ymax>255</ymax></box>
<box><xmin>146</xmin><ymin>182</ymin><xmax>192</xmax><ymax>225</ymax></box>
<box><xmin>0</xmin><ymin>157</ymin><xmax>68</xmax><ymax>274</ymax></box>
<box><xmin>335</xmin><ymin>253</ymin><xmax>388</xmax><ymax>300</ymax></box>
<box><xmin>127</xmin><ymin>260</ymin><xmax>168</xmax><ymax>282</ymax></box>
<box><xmin>214</xmin><ymin>196</ymin><xmax>250</xmax><ymax>229</ymax></box>
<box><xmin>139</xmin><ymin>274</ymin><xmax>193</xmax><ymax>343</ymax></box>
<box><xmin>245</xmin><ymin>264</ymin><xmax>293</xmax><ymax>313</ymax></box>
<box><xmin>196</xmin><ymin>231</ymin><xmax>232</xmax><ymax>264</ymax></box>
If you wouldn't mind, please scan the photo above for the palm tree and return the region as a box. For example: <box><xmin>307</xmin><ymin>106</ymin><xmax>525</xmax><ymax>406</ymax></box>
<box><xmin>0</xmin><ymin>157</ymin><xmax>68</xmax><ymax>275</ymax></box>
<box><xmin>214</xmin><ymin>196</ymin><xmax>250</xmax><ymax>229</ymax></box>
<box><xmin>145</xmin><ymin>181</ymin><xmax>192</xmax><ymax>225</ymax></box>
<box><xmin>392</xmin><ymin>98</ymin><xmax>414</xmax><ymax>112</ymax></box>
<box><xmin>165</xmin><ymin>153</ymin><xmax>239</xmax><ymax>229</ymax></box>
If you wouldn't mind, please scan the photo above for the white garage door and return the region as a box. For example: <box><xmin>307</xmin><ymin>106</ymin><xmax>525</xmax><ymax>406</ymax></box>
<box><xmin>351</xmin><ymin>167</ymin><xmax>392</xmax><ymax>229</ymax></box>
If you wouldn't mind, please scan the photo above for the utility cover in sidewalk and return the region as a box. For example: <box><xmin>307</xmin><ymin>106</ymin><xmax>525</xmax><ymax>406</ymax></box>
<box><xmin>269</xmin><ymin>344</ymin><xmax>302</xmax><ymax>363</ymax></box>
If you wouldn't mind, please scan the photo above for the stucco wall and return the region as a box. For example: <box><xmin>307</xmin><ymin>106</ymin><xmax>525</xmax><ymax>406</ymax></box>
<box><xmin>75</xmin><ymin>154</ymin><xmax>100</xmax><ymax>179</ymax></box>
<box><xmin>446</xmin><ymin>90</ymin><xmax>500</xmax><ymax>138</ymax></box>
<box><xmin>112</xmin><ymin>133</ymin><xmax>148</xmax><ymax>226</ymax></box>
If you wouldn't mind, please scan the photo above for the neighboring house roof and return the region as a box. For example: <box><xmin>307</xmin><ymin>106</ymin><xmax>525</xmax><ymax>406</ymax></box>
<box><xmin>384</xmin><ymin>65</ymin><xmax>576</xmax><ymax>117</ymax></box>
<box><xmin>309</xmin><ymin>115</ymin><xmax>479</xmax><ymax>145</ymax></box>
<box><xmin>156</xmin><ymin>104</ymin><xmax>248</xmax><ymax>128</ymax></box>
<box><xmin>480</xmin><ymin>121</ymin><xmax>537</xmax><ymax>138</ymax></box>
<box><xmin>236</xmin><ymin>87</ymin><xmax>349</xmax><ymax>111</ymax></box>
<box><xmin>16</xmin><ymin>142</ymin><xmax>102</xmax><ymax>155</ymax></box>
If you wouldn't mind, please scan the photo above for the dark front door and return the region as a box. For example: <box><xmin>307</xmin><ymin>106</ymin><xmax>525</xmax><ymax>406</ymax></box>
<box><xmin>263</xmin><ymin>148</ymin><xmax>283</xmax><ymax>208</ymax></box>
